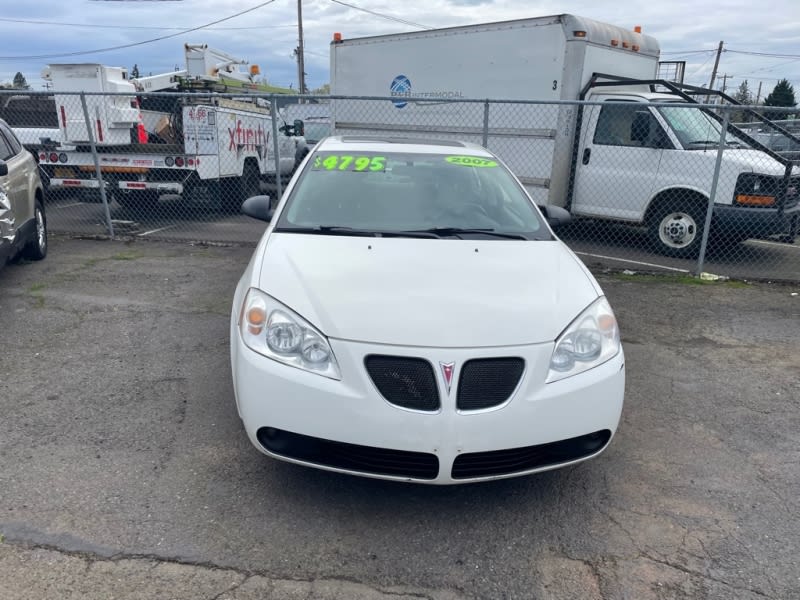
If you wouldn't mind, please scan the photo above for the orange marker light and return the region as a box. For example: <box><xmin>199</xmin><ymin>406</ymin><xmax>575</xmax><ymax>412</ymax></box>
<box><xmin>622</xmin><ymin>41</ymin><xmax>630</xmax><ymax>49</ymax></box>
<box><xmin>736</xmin><ymin>195</ymin><xmax>776</xmax><ymax>207</ymax></box>
<box><xmin>573</xmin><ymin>30</ymin><xmax>587</xmax><ymax>38</ymax></box>
<box><xmin>634</xmin><ymin>25</ymin><xmax>642</xmax><ymax>33</ymax></box>
<box><xmin>333</xmin><ymin>32</ymin><xmax>343</xmax><ymax>42</ymax></box>
<box><xmin>611</xmin><ymin>39</ymin><xmax>619</xmax><ymax>47</ymax></box>
<box><xmin>247</xmin><ymin>306</ymin><xmax>267</xmax><ymax>335</ymax></box>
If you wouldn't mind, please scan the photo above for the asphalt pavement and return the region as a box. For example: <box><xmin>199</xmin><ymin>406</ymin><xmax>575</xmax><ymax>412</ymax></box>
<box><xmin>43</xmin><ymin>192</ymin><xmax>800</xmax><ymax>283</ymax></box>
<box><xmin>1</xmin><ymin>237</ymin><xmax>799</xmax><ymax>599</ymax></box>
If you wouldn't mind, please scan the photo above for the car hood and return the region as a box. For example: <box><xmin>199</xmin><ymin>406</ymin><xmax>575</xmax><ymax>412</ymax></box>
<box><xmin>257</xmin><ymin>234</ymin><xmax>599</xmax><ymax>347</ymax></box>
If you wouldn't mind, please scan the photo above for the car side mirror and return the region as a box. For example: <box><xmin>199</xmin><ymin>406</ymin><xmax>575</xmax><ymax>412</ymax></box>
<box><xmin>0</xmin><ymin>160</ymin><xmax>7</xmax><ymax>177</ymax></box>
<box><xmin>539</xmin><ymin>204</ymin><xmax>572</xmax><ymax>228</ymax></box>
<box><xmin>242</xmin><ymin>195</ymin><xmax>274</xmax><ymax>222</ymax></box>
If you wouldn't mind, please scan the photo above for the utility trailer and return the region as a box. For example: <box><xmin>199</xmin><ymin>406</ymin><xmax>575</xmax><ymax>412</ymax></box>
<box><xmin>37</xmin><ymin>45</ymin><xmax>307</xmax><ymax>211</ymax></box>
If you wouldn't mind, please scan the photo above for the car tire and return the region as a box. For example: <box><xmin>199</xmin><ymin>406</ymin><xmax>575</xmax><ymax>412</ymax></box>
<box><xmin>648</xmin><ymin>199</ymin><xmax>706</xmax><ymax>259</ymax></box>
<box><xmin>23</xmin><ymin>199</ymin><xmax>47</xmax><ymax>261</ymax></box>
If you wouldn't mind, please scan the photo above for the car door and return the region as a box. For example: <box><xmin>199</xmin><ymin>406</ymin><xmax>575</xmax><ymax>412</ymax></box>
<box><xmin>572</xmin><ymin>99</ymin><xmax>669</xmax><ymax>221</ymax></box>
<box><xmin>0</xmin><ymin>123</ymin><xmax>33</xmax><ymax>224</ymax></box>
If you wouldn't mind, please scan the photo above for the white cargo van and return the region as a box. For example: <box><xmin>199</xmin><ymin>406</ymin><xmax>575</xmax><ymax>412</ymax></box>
<box><xmin>330</xmin><ymin>14</ymin><xmax>800</xmax><ymax>257</ymax></box>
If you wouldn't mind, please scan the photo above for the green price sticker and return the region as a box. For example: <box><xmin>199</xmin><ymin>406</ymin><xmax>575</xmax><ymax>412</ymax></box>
<box><xmin>445</xmin><ymin>156</ymin><xmax>498</xmax><ymax>168</ymax></box>
<box><xmin>312</xmin><ymin>155</ymin><xmax>386</xmax><ymax>172</ymax></box>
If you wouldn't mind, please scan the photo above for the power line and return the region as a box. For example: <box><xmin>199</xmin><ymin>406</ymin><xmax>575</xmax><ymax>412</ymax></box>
<box><xmin>0</xmin><ymin>0</ymin><xmax>278</xmax><ymax>61</ymax></box>
<box><xmin>736</xmin><ymin>57</ymin><xmax>800</xmax><ymax>76</ymax></box>
<box><xmin>0</xmin><ymin>16</ymin><xmax>295</xmax><ymax>31</ymax></box>
<box><xmin>726</xmin><ymin>49</ymin><xmax>800</xmax><ymax>59</ymax></box>
<box><xmin>661</xmin><ymin>49</ymin><xmax>715</xmax><ymax>55</ymax></box>
<box><xmin>327</xmin><ymin>0</ymin><xmax>432</xmax><ymax>30</ymax></box>
<box><xmin>663</xmin><ymin>48</ymin><xmax>800</xmax><ymax>59</ymax></box>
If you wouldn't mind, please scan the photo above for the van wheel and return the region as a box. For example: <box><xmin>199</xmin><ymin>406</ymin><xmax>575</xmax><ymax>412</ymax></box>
<box><xmin>648</xmin><ymin>200</ymin><xmax>706</xmax><ymax>259</ymax></box>
<box><xmin>23</xmin><ymin>199</ymin><xmax>47</xmax><ymax>261</ymax></box>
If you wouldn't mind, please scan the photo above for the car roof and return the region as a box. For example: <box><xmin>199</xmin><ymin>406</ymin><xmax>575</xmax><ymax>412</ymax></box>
<box><xmin>316</xmin><ymin>136</ymin><xmax>494</xmax><ymax>157</ymax></box>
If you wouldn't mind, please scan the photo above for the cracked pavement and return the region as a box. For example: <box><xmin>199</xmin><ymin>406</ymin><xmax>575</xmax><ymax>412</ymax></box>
<box><xmin>1</xmin><ymin>237</ymin><xmax>798</xmax><ymax>599</ymax></box>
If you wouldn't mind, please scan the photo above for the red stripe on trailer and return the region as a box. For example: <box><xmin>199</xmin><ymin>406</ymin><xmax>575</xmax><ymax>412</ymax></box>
<box><xmin>63</xmin><ymin>180</ymin><xmax>83</xmax><ymax>186</ymax></box>
<box><xmin>124</xmin><ymin>182</ymin><xmax>147</xmax><ymax>189</ymax></box>
<box><xmin>97</xmin><ymin>119</ymin><xmax>104</xmax><ymax>142</ymax></box>
<box><xmin>60</xmin><ymin>106</ymin><xmax>67</xmax><ymax>129</ymax></box>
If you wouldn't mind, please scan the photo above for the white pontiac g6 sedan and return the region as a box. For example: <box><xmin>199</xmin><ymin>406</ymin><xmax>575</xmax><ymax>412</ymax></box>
<box><xmin>230</xmin><ymin>136</ymin><xmax>624</xmax><ymax>484</ymax></box>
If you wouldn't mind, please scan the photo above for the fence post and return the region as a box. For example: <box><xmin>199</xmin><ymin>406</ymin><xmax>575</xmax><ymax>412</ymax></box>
<box><xmin>695</xmin><ymin>107</ymin><xmax>730</xmax><ymax>275</ymax></box>
<box><xmin>270</xmin><ymin>96</ymin><xmax>282</xmax><ymax>207</ymax></box>
<box><xmin>482</xmin><ymin>100</ymin><xmax>490</xmax><ymax>148</ymax></box>
<box><xmin>79</xmin><ymin>92</ymin><xmax>114</xmax><ymax>239</ymax></box>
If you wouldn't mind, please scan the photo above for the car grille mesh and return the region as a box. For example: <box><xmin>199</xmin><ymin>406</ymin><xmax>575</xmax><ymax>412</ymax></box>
<box><xmin>365</xmin><ymin>355</ymin><xmax>440</xmax><ymax>411</ymax></box>
<box><xmin>456</xmin><ymin>357</ymin><xmax>525</xmax><ymax>410</ymax></box>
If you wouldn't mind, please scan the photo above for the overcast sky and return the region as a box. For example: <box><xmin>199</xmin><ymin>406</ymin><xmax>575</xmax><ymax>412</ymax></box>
<box><xmin>1</xmin><ymin>0</ymin><xmax>798</xmax><ymax>101</ymax></box>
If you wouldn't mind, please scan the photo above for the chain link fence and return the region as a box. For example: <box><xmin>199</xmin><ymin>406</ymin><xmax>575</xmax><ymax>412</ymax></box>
<box><xmin>2</xmin><ymin>90</ymin><xmax>798</xmax><ymax>281</ymax></box>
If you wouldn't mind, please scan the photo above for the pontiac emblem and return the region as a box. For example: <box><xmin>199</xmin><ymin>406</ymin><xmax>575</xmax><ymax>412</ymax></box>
<box><xmin>440</xmin><ymin>362</ymin><xmax>455</xmax><ymax>393</ymax></box>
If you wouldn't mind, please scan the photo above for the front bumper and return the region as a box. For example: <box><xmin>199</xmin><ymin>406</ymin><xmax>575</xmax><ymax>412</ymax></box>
<box><xmin>231</xmin><ymin>329</ymin><xmax>625</xmax><ymax>484</ymax></box>
<box><xmin>713</xmin><ymin>200</ymin><xmax>800</xmax><ymax>239</ymax></box>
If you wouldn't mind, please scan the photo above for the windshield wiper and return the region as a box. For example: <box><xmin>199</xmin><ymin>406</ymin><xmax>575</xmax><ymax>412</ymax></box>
<box><xmin>407</xmin><ymin>227</ymin><xmax>529</xmax><ymax>240</ymax></box>
<box><xmin>274</xmin><ymin>226</ymin><xmax>438</xmax><ymax>238</ymax></box>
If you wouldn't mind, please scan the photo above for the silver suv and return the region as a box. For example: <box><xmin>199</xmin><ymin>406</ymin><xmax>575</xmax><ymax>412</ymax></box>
<box><xmin>0</xmin><ymin>117</ymin><xmax>47</xmax><ymax>268</ymax></box>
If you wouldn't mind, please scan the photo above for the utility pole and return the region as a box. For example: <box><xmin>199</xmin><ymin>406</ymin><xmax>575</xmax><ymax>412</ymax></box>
<box><xmin>296</xmin><ymin>0</ymin><xmax>306</xmax><ymax>96</ymax></box>
<box><xmin>755</xmin><ymin>81</ymin><xmax>763</xmax><ymax>104</ymax></box>
<box><xmin>719</xmin><ymin>73</ymin><xmax>734</xmax><ymax>95</ymax></box>
<box><xmin>706</xmin><ymin>40</ymin><xmax>724</xmax><ymax>103</ymax></box>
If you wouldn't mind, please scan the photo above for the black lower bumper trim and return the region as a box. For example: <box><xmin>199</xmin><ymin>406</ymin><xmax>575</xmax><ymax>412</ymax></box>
<box><xmin>451</xmin><ymin>430</ymin><xmax>612</xmax><ymax>479</ymax></box>
<box><xmin>257</xmin><ymin>427</ymin><xmax>439</xmax><ymax>480</ymax></box>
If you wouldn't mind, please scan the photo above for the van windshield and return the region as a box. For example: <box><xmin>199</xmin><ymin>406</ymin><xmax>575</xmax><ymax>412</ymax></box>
<box><xmin>657</xmin><ymin>104</ymin><xmax>749</xmax><ymax>149</ymax></box>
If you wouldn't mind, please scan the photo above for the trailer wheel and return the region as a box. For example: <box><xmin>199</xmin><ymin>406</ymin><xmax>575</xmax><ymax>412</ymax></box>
<box><xmin>647</xmin><ymin>198</ymin><xmax>706</xmax><ymax>259</ymax></box>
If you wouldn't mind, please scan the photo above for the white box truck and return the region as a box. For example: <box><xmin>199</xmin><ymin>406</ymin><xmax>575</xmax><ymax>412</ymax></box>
<box><xmin>37</xmin><ymin>50</ymin><xmax>306</xmax><ymax>212</ymax></box>
<box><xmin>330</xmin><ymin>14</ymin><xmax>800</xmax><ymax>257</ymax></box>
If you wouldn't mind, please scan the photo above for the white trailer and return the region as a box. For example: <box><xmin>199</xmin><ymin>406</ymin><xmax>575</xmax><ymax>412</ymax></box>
<box><xmin>330</xmin><ymin>14</ymin><xmax>800</xmax><ymax>257</ymax></box>
<box><xmin>38</xmin><ymin>46</ymin><xmax>307</xmax><ymax>211</ymax></box>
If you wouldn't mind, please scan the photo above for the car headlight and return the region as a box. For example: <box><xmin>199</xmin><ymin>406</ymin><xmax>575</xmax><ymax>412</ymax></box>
<box><xmin>239</xmin><ymin>288</ymin><xmax>341</xmax><ymax>380</ymax></box>
<box><xmin>546</xmin><ymin>297</ymin><xmax>621</xmax><ymax>383</ymax></box>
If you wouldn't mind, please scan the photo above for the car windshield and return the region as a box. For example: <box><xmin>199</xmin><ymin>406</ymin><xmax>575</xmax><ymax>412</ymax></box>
<box><xmin>275</xmin><ymin>150</ymin><xmax>547</xmax><ymax>240</ymax></box>
<box><xmin>657</xmin><ymin>104</ymin><xmax>750</xmax><ymax>149</ymax></box>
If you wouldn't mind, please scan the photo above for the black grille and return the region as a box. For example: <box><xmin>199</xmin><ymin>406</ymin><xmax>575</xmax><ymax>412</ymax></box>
<box><xmin>365</xmin><ymin>355</ymin><xmax>440</xmax><ymax>411</ymax></box>
<box><xmin>456</xmin><ymin>357</ymin><xmax>525</xmax><ymax>410</ymax></box>
<box><xmin>257</xmin><ymin>427</ymin><xmax>439</xmax><ymax>480</ymax></box>
<box><xmin>451</xmin><ymin>430</ymin><xmax>612</xmax><ymax>479</ymax></box>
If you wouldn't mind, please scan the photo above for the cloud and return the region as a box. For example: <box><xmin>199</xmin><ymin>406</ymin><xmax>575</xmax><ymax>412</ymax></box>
<box><xmin>0</xmin><ymin>0</ymin><xmax>797</xmax><ymax>96</ymax></box>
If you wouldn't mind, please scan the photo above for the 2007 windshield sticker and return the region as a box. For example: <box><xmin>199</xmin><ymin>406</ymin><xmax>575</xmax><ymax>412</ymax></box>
<box><xmin>312</xmin><ymin>155</ymin><xmax>386</xmax><ymax>172</ymax></box>
<box><xmin>445</xmin><ymin>156</ymin><xmax>498</xmax><ymax>168</ymax></box>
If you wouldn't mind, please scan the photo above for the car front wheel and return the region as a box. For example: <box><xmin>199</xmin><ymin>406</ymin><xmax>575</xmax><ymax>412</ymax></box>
<box><xmin>23</xmin><ymin>199</ymin><xmax>47</xmax><ymax>260</ymax></box>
